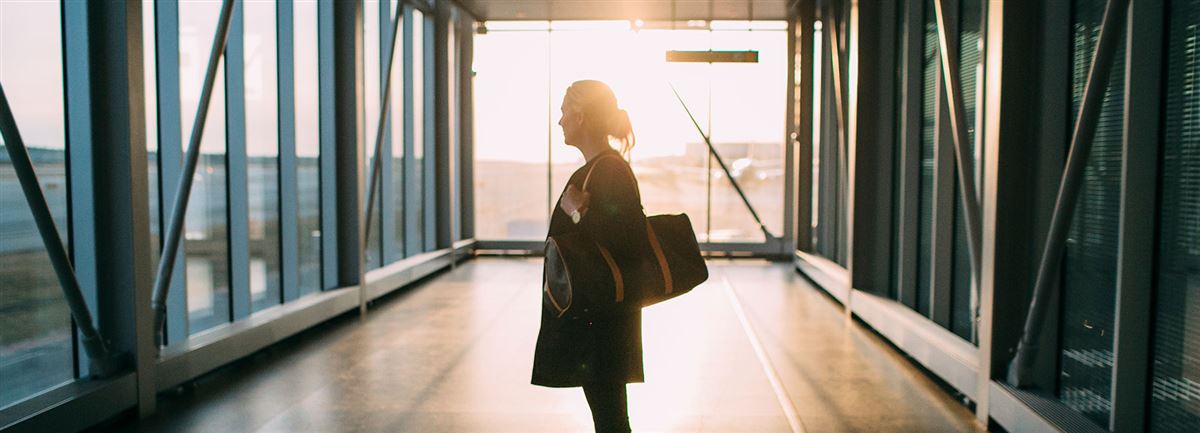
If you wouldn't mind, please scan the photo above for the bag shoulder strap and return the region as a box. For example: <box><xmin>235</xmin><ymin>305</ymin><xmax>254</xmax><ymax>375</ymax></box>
<box><xmin>580</xmin><ymin>153</ymin><xmax>641</xmax><ymax>202</ymax></box>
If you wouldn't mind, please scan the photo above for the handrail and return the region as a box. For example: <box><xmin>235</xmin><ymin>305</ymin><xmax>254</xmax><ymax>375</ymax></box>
<box><xmin>1007</xmin><ymin>0</ymin><xmax>1129</xmax><ymax>387</ymax></box>
<box><xmin>150</xmin><ymin>0</ymin><xmax>236</xmax><ymax>348</ymax></box>
<box><xmin>0</xmin><ymin>85</ymin><xmax>122</xmax><ymax>377</ymax></box>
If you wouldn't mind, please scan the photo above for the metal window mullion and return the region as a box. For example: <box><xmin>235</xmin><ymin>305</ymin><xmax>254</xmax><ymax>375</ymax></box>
<box><xmin>784</xmin><ymin>12</ymin><xmax>798</xmax><ymax>254</ymax></box>
<box><xmin>278</xmin><ymin>0</ymin><xmax>300</xmax><ymax>303</ymax></box>
<box><xmin>423</xmin><ymin>14</ymin><xmax>436</xmax><ymax>253</ymax></box>
<box><xmin>403</xmin><ymin>6</ymin><xmax>419</xmax><ymax>257</ymax></box>
<box><xmin>379</xmin><ymin>0</ymin><xmax>397</xmax><ymax>265</ymax></box>
<box><xmin>1109</xmin><ymin>1</ymin><xmax>1162</xmax><ymax>431</ymax></box>
<box><xmin>226</xmin><ymin>0</ymin><xmax>251</xmax><ymax>321</ymax></box>
<box><xmin>458</xmin><ymin>14</ymin><xmax>474</xmax><ymax>241</ymax></box>
<box><xmin>63</xmin><ymin>0</ymin><xmax>99</xmax><ymax>378</ymax></box>
<box><xmin>154</xmin><ymin>0</ymin><xmax>189</xmax><ymax>343</ymax></box>
<box><xmin>969</xmin><ymin>0</ymin><xmax>990</xmax><ymax>341</ymax></box>
<box><xmin>929</xmin><ymin>26</ymin><xmax>955</xmax><ymax>327</ymax></box>
<box><xmin>433</xmin><ymin>2</ymin><xmax>451</xmax><ymax>250</ymax></box>
<box><xmin>317</xmin><ymin>0</ymin><xmax>339</xmax><ymax>290</ymax></box>
<box><xmin>453</xmin><ymin>15</ymin><xmax>463</xmax><ymax>242</ymax></box>
<box><xmin>328</xmin><ymin>0</ymin><xmax>363</xmax><ymax>292</ymax></box>
<box><xmin>793</xmin><ymin>0</ymin><xmax>815</xmax><ymax>254</ymax></box>
<box><xmin>897</xmin><ymin>0</ymin><xmax>923</xmax><ymax>309</ymax></box>
<box><xmin>89</xmin><ymin>0</ymin><xmax>159</xmax><ymax>409</ymax></box>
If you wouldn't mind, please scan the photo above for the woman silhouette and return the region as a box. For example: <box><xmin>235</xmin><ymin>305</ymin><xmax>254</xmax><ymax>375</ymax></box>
<box><xmin>532</xmin><ymin>80</ymin><xmax>648</xmax><ymax>433</ymax></box>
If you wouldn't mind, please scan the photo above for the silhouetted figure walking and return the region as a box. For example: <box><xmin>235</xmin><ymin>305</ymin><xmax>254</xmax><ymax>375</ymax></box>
<box><xmin>532</xmin><ymin>80</ymin><xmax>647</xmax><ymax>433</ymax></box>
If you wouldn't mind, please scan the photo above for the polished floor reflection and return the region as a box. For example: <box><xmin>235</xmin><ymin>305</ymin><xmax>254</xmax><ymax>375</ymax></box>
<box><xmin>107</xmin><ymin>258</ymin><xmax>982</xmax><ymax>433</ymax></box>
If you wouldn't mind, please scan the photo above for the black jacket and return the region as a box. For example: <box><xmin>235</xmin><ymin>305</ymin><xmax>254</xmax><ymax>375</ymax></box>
<box><xmin>531</xmin><ymin>150</ymin><xmax>648</xmax><ymax>387</ymax></box>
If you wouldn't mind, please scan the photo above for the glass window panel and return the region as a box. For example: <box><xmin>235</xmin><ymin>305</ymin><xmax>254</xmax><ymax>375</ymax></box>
<box><xmin>0</xmin><ymin>0</ymin><xmax>74</xmax><ymax>408</ymax></box>
<box><xmin>295</xmin><ymin>0</ymin><xmax>322</xmax><ymax>296</ymax></box>
<box><xmin>179</xmin><ymin>0</ymin><xmax>231</xmax><ymax>333</ymax></box>
<box><xmin>390</xmin><ymin>10</ymin><xmax>405</xmax><ymax>259</ymax></box>
<box><xmin>710</xmin><ymin>28</ymin><xmax>787</xmax><ymax>243</ymax></box>
<box><xmin>473</xmin><ymin>30</ymin><xmax>550</xmax><ymax>240</ymax></box>
<box><xmin>245</xmin><ymin>0</ymin><xmax>281</xmax><ymax>311</ymax></box>
<box><xmin>1149</xmin><ymin>0</ymin><xmax>1200</xmax><ymax>430</ymax></box>
<box><xmin>950</xmin><ymin>0</ymin><xmax>984</xmax><ymax>342</ymax></box>
<box><xmin>364</xmin><ymin>0</ymin><xmax>382</xmax><ymax>270</ymax></box>
<box><xmin>475</xmin><ymin>22</ymin><xmax>785</xmax><ymax>247</ymax></box>
<box><xmin>916</xmin><ymin>0</ymin><xmax>938</xmax><ymax>317</ymax></box>
<box><xmin>1057</xmin><ymin>0</ymin><xmax>1126</xmax><ymax>424</ymax></box>
<box><xmin>411</xmin><ymin>9</ymin><xmax>425</xmax><ymax>252</ymax></box>
<box><xmin>145</xmin><ymin>0</ymin><xmax>162</xmax><ymax>282</ymax></box>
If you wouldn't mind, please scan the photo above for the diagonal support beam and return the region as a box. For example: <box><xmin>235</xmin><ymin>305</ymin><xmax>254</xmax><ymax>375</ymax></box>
<box><xmin>0</xmin><ymin>85</ymin><xmax>122</xmax><ymax>378</ymax></box>
<box><xmin>150</xmin><ymin>0</ymin><xmax>236</xmax><ymax>348</ymax></box>
<box><xmin>669</xmin><ymin>83</ymin><xmax>777</xmax><ymax>241</ymax></box>
<box><xmin>823</xmin><ymin>2</ymin><xmax>849</xmax><ymax>213</ymax></box>
<box><xmin>932</xmin><ymin>0</ymin><xmax>984</xmax><ymax>300</ymax></box>
<box><xmin>1007</xmin><ymin>0</ymin><xmax>1129</xmax><ymax>387</ymax></box>
<box><xmin>363</xmin><ymin>7</ymin><xmax>405</xmax><ymax>252</ymax></box>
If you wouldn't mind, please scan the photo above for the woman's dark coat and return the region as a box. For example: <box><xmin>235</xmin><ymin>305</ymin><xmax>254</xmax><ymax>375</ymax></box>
<box><xmin>532</xmin><ymin>149</ymin><xmax>649</xmax><ymax>388</ymax></box>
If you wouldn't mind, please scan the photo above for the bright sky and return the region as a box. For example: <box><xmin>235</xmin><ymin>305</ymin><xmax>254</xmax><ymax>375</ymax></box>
<box><xmin>473</xmin><ymin>21</ymin><xmax>787</xmax><ymax>163</ymax></box>
<box><xmin>1</xmin><ymin>5</ymin><xmax>785</xmax><ymax>164</ymax></box>
<box><xmin>0</xmin><ymin>1</ymin><xmax>65</xmax><ymax>150</ymax></box>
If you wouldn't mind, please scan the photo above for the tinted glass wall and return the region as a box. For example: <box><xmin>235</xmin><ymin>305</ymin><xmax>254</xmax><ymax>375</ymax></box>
<box><xmin>1056</xmin><ymin>0</ymin><xmax>1127</xmax><ymax>423</ymax></box>
<box><xmin>1150</xmin><ymin>0</ymin><xmax>1200</xmax><ymax>431</ymax></box>
<box><xmin>882</xmin><ymin>0</ymin><xmax>986</xmax><ymax>342</ymax></box>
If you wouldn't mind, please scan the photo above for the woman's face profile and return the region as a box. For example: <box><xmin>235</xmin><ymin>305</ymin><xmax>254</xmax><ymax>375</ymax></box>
<box><xmin>558</xmin><ymin>99</ymin><xmax>582</xmax><ymax>147</ymax></box>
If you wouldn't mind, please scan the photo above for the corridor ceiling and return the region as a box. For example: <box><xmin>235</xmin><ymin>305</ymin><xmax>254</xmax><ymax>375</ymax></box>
<box><xmin>459</xmin><ymin>0</ymin><xmax>792</xmax><ymax>21</ymax></box>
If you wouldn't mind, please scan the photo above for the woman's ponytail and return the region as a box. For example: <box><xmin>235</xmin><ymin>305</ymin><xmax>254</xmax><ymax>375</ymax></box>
<box><xmin>609</xmin><ymin>109</ymin><xmax>636</xmax><ymax>156</ymax></box>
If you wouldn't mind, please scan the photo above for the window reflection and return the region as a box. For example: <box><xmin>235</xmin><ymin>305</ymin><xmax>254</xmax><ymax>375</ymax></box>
<box><xmin>389</xmin><ymin>5</ymin><xmax>405</xmax><ymax>259</ymax></box>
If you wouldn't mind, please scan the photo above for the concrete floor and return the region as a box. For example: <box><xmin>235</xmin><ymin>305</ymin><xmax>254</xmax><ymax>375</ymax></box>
<box><xmin>104</xmin><ymin>258</ymin><xmax>984</xmax><ymax>433</ymax></box>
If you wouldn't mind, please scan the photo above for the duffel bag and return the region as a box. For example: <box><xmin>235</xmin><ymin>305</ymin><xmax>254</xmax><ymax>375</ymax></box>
<box><xmin>542</xmin><ymin>154</ymin><xmax>707</xmax><ymax>319</ymax></box>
